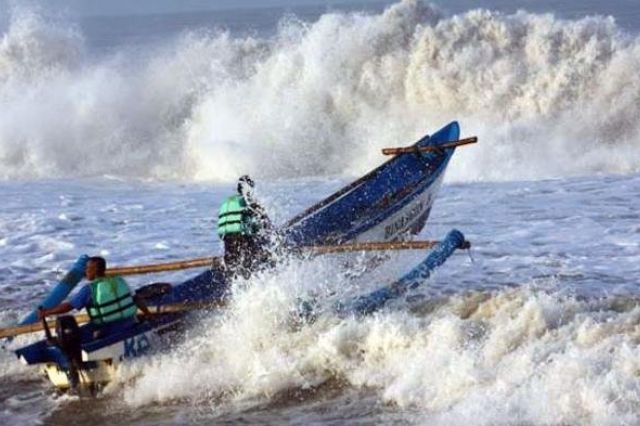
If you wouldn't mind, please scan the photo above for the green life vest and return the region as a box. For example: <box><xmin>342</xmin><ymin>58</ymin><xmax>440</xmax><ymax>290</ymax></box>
<box><xmin>217</xmin><ymin>195</ymin><xmax>257</xmax><ymax>237</ymax></box>
<box><xmin>87</xmin><ymin>277</ymin><xmax>138</xmax><ymax>325</ymax></box>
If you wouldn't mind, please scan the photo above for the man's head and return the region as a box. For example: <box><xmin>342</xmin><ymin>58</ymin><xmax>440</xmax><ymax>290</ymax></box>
<box><xmin>237</xmin><ymin>175</ymin><xmax>255</xmax><ymax>198</ymax></box>
<box><xmin>85</xmin><ymin>256</ymin><xmax>107</xmax><ymax>280</ymax></box>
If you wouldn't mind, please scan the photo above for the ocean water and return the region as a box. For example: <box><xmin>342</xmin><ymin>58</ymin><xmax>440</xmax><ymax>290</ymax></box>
<box><xmin>1</xmin><ymin>0</ymin><xmax>639</xmax><ymax>424</ymax></box>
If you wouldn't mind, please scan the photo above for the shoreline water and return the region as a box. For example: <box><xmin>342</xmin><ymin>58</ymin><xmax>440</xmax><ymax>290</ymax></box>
<box><xmin>1</xmin><ymin>1</ymin><xmax>639</xmax><ymax>424</ymax></box>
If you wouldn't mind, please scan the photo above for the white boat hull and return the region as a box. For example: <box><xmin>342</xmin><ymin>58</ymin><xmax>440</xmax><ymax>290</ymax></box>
<box><xmin>354</xmin><ymin>172</ymin><xmax>445</xmax><ymax>242</ymax></box>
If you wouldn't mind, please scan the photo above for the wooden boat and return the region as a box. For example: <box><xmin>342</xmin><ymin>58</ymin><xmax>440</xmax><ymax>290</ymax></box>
<box><xmin>283</xmin><ymin>121</ymin><xmax>462</xmax><ymax>245</ymax></box>
<box><xmin>13</xmin><ymin>121</ymin><xmax>468</xmax><ymax>392</ymax></box>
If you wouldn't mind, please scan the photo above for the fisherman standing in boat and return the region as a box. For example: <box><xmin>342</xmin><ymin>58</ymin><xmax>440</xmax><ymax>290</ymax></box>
<box><xmin>217</xmin><ymin>175</ymin><xmax>273</xmax><ymax>278</ymax></box>
<box><xmin>37</xmin><ymin>256</ymin><xmax>150</xmax><ymax>336</ymax></box>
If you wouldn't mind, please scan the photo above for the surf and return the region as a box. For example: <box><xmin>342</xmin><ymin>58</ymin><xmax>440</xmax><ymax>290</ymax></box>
<box><xmin>0</xmin><ymin>1</ymin><xmax>639</xmax><ymax>182</ymax></box>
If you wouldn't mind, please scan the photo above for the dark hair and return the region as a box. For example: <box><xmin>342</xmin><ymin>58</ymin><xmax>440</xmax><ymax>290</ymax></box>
<box><xmin>237</xmin><ymin>175</ymin><xmax>255</xmax><ymax>194</ymax></box>
<box><xmin>89</xmin><ymin>256</ymin><xmax>107</xmax><ymax>275</ymax></box>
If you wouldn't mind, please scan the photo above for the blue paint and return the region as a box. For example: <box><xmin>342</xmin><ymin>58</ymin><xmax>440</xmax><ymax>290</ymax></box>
<box><xmin>123</xmin><ymin>334</ymin><xmax>152</xmax><ymax>359</ymax></box>
<box><xmin>284</xmin><ymin>122</ymin><xmax>460</xmax><ymax>246</ymax></box>
<box><xmin>334</xmin><ymin>229</ymin><xmax>467</xmax><ymax>316</ymax></box>
<box><xmin>19</xmin><ymin>255</ymin><xmax>89</xmax><ymax>325</ymax></box>
<box><xmin>124</xmin><ymin>337</ymin><xmax>137</xmax><ymax>358</ymax></box>
<box><xmin>16</xmin><ymin>122</ymin><xmax>467</xmax><ymax>373</ymax></box>
<box><xmin>136</xmin><ymin>334</ymin><xmax>151</xmax><ymax>355</ymax></box>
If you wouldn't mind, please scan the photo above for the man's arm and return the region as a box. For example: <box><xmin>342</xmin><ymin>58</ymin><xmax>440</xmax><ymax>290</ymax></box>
<box><xmin>249</xmin><ymin>201</ymin><xmax>272</xmax><ymax>229</ymax></box>
<box><xmin>38</xmin><ymin>302</ymin><xmax>74</xmax><ymax>320</ymax></box>
<box><xmin>37</xmin><ymin>285</ymin><xmax>92</xmax><ymax>320</ymax></box>
<box><xmin>134</xmin><ymin>295</ymin><xmax>151</xmax><ymax>316</ymax></box>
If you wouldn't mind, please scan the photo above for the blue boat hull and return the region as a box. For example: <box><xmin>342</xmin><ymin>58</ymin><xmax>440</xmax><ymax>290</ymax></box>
<box><xmin>14</xmin><ymin>121</ymin><xmax>465</xmax><ymax>390</ymax></box>
<box><xmin>16</xmin><ymin>313</ymin><xmax>183</xmax><ymax>390</ymax></box>
<box><xmin>284</xmin><ymin>121</ymin><xmax>460</xmax><ymax>245</ymax></box>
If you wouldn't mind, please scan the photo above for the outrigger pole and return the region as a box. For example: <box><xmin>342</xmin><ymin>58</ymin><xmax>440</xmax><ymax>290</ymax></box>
<box><xmin>295</xmin><ymin>229</ymin><xmax>469</xmax><ymax>321</ymax></box>
<box><xmin>3</xmin><ymin>239</ymin><xmax>472</xmax><ymax>338</ymax></box>
<box><xmin>0</xmin><ymin>300</ymin><xmax>226</xmax><ymax>339</ymax></box>
<box><xmin>381</xmin><ymin>137</ymin><xmax>478</xmax><ymax>156</ymax></box>
<box><xmin>104</xmin><ymin>240</ymin><xmax>465</xmax><ymax>277</ymax></box>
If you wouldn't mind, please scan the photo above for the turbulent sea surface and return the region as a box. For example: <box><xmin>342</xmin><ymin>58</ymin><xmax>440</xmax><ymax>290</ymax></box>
<box><xmin>1</xmin><ymin>0</ymin><xmax>639</xmax><ymax>424</ymax></box>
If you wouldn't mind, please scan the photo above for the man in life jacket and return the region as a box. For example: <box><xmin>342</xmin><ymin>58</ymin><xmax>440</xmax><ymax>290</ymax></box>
<box><xmin>217</xmin><ymin>175</ymin><xmax>273</xmax><ymax>278</ymax></box>
<box><xmin>38</xmin><ymin>256</ymin><xmax>149</xmax><ymax>336</ymax></box>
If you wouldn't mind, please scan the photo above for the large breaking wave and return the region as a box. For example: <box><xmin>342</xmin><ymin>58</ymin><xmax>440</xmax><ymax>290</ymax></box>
<box><xmin>118</xmin><ymin>276</ymin><xmax>640</xmax><ymax>425</ymax></box>
<box><xmin>1</xmin><ymin>0</ymin><xmax>639</xmax><ymax>181</ymax></box>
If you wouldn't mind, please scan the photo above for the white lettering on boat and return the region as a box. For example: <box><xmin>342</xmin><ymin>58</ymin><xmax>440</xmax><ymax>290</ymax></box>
<box><xmin>384</xmin><ymin>198</ymin><xmax>428</xmax><ymax>239</ymax></box>
<box><xmin>123</xmin><ymin>334</ymin><xmax>152</xmax><ymax>358</ymax></box>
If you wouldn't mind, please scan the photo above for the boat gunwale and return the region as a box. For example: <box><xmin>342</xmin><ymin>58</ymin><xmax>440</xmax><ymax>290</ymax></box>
<box><xmin>285</xmin><ymin>121</ymin><xmax>460</xmax><ymax>230</ymax></box>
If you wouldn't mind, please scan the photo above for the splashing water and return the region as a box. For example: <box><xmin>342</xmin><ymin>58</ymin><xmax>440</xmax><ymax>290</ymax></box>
<box><xmin>1</xmin><ymin>1</ymin><xmax>640</xmax><ymax>424</ymax></box>
<box><xmin>114</xmin><ymin>279</ymin><xmax>640</xmax><ymax>425</ymax></box>
<box><xmin>0</xmin><ymin>170</ymin><xmax>638</xmax><ymax>424</ymax></box>
<box><xmin>0</xmin><ymin>1</ymin><xmax>639</xmax><ymax>181</ymax></box>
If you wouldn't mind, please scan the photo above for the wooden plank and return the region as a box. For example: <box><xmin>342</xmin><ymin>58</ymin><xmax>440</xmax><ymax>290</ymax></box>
<box><xmin>382</xmin><ymin>137</ymin><xmax>477</xmax><ymax>156</ymax></box>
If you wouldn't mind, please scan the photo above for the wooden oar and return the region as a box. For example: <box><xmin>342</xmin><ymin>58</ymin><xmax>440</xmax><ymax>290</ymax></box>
<box><xmin>106</xmin><ymin>257</ymin><xmax>223</xmax><ymax>277</ymax></box>
<box><xmin>308</xmin><ymin>240</ymin><xmax>442</xmax><ymax>254</ymax></box>
<box><xmin>0</xmin><ymin>300</ymin><xmax>225</xmax><ymax>339</ymax></box>
<box><xmin>2</xmin><ymin>239</ymin><xmax>473</xmax><ymax>339</ymax></box>
<box><xmin>382</xmin><ymin>137</ymin><xmax>478</xmax><ymax>156</ymax></box>
<box><xmin>104</xmin><ymin>239</ymin><xmax>458</xmax><ymax>277</ymax></box>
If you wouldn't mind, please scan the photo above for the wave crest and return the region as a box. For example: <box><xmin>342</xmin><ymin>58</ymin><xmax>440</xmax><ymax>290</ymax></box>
<box><xmin>0</xmin><ymin>1</ymin><xmax>639</xmax><ymax>181</ymax></box>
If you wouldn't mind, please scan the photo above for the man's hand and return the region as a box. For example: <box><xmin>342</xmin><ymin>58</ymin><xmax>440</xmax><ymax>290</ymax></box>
<box><xmin>134</xmin><ymin>295</ymin><xmax>152</xmax><ymax>320</ymax></box>
<box><xmin>37</xmin><ymin>306</ymin><xmax>47</xmax><ymax>321</ymax></box>
<box><xmin>38</xmin><ymin>302</ymin><xmax>73</xmax><ymax>319</ymax></box>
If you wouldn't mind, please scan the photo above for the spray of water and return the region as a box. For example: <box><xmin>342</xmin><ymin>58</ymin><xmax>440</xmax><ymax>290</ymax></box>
<box><xmin>0</xmin><ymin>1</ymin><xmax>638</xmax><ymax>181</ymax></box>
<box><xmin>111</xmin><ymin>261</ymin><xmax>640</xmax><ymax>425</ymax></box>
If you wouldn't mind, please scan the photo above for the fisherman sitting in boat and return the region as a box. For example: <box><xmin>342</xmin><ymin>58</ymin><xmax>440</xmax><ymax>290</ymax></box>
<box><xmin>37</xmin><ymin>256</ymin><xmax>150</xmax><ymax>337</ymax></box>
<box><xmin>217</xmin><ymin>175</ymin><xmax>273</xmax><ymax>278</ymax></box>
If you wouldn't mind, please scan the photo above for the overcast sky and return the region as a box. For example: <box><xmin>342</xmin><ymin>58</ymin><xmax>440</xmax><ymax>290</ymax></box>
<box><xmin>0</xmin><ymin>0</ymin><xmax>391</xmax><ymax>17</ymax></box>
<box><xmin>0</xmin><ymin>0</ymin><xmax>637</xmax><ymax>31</ymax></box>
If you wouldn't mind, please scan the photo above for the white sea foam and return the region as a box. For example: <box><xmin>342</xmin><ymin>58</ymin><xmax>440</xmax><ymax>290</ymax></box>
<box><xmin>117</xmin><ymin>279</ymin><xmax>640</xmax><ymax>425</ymax></box>
<box><xmin>0</xmin><ymin>1</ymin><xmax>639</xmax><ymax>181</ymax></box>
<box><xmin>0</xmin><ymin>172</ymin><xmax>638</xmax><ymax>423</ymax></box>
